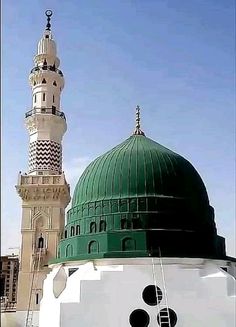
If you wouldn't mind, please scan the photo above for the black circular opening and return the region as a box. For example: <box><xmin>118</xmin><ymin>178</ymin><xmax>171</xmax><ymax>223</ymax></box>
<box><xmin>142</xmin><ymin>285</ymin><xmax>163</xmax><ymax>306</ymax></box>
<box><xmin>157</xmin><ymin>308</ymin><xmax>177</xmax><ymax>327</ymax></box>
<box><xmin>129</xmin><ymin>309</ymin><xmax>150</xmax><ymax>327</ymax></box>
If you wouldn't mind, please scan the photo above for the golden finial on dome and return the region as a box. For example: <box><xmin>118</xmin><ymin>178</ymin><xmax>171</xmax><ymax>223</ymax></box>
<box><xmin>133</xmin><ymin>105</ymin><xmax>145</xmax><ymax>136</ymax></box>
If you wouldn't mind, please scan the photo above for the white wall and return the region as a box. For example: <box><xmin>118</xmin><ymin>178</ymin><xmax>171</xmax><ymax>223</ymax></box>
<box><xmin>39</xmin><ymin>258</ymin><xmax>236</xmax><ymax>327</ymax></box>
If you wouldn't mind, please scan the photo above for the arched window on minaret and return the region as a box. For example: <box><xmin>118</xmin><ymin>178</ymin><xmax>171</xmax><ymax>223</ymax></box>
<box><xmin>53</xmin><ymin>81</ymin><xmax>57</xmax><ymax>86</ymax></box>
<box><xmin>42</xmin><ymin>78</ymin><xmax>47</xmax><ymax>84</ymax></box>
<box><xmin>42</xmin><ymin>59</ymin><xmax>47</xmax><ymax>70</ymax></box>
<box><xmin>36</xmin><ymin>293</ymin><xmax>39</xmax><ymax>305</ymax></box>
<box><xmin>38</xmin><ymin>234</ymin><xmax>44</xmax><ymax>249</ymax></box>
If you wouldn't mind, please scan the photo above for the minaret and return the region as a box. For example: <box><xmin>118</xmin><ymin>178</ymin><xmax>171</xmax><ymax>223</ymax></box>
<box><xmin>27</xmin><ymin>10</ymin><xmax>65</xmax><ymax>176</ymax></box>
<box><xmin>16</xmin><ymin>11</ymin><xmax>70</xmax><ymax>325</ymax></box>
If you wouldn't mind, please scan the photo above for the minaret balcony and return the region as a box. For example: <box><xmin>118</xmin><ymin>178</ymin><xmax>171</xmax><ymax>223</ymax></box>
<box><xmin>16</xmin><ymin>172</ymin><xmax>71</xmax><ymax>205</ymax></box>
<box><xmin>30</xmin><ymin>65</ymin><xmax>63</xmax><ymax>77</ymax></box>
<box><xmin>25</xmin><ymin>107</ymin><xmax>66</xmax><ymax>120</ymax></box>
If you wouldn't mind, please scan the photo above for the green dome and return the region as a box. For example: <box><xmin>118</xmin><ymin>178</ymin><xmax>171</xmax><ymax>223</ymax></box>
<box><xmin>56</xmin><ymin>134</ymin><xmax>226</xmax><ymax>263</ymax></box>
<box><xmin>72</xmin><ymin>135</ymin><xmax>209</xmax><ymax>207</ymax></box>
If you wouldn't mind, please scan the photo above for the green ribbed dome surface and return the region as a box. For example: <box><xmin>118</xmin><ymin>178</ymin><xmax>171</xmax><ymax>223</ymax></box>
<box><xmin>72</xmin><ymin>135</ymin><xmax>208</xmax><ymax>207</ymax></box>
<box><xmin>55</xmin><ymin>134</ymin><xmax>226</xmax><ymax>264</ymax></box>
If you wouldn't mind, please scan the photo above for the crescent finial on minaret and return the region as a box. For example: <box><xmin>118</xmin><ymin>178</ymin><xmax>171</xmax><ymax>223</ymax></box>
<box><xmin>45</xmin><ymin>10</ymin><xmax>53</xmax><ymax>31</ymax></box>
<box><xmin>133</xmin><ymin>105</ymin><xmax>145</xmax><ymax>136</ymax></box>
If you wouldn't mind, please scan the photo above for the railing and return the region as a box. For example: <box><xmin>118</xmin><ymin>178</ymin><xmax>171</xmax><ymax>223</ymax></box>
<box><xmin>18</xmin><ymin>174</ymin><xmax>67</xmax><ymax>186</ymax></box>
<box><xmin>30</xmin><ymin>65</ymin><xmax>63</xmax><ymax>77</ymax></box>
<box><xmin>25</xmin><ymin>107</ymin><xmax>66</xmax><ymax>120</ymax></box>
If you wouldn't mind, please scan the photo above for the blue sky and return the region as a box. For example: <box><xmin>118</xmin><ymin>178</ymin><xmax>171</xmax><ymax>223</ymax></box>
<box><xmin>2</xmin><ymin>0</ymin><xmax>235</xmax><ymax>256</ymax></box>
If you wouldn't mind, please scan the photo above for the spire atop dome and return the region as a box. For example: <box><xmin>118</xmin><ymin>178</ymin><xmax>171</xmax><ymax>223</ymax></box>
<box><xmin>35</xmin><ymin>10</ymin><xmax>59</xmax><ymax>61</ymax></box>
<box><xmin>133</xmin><ymin>105</ymin><xmax>145</xmax><ymax>136</ymax></box>
<box><xmin>45</xmin><ymin>9</ymin><xmax>53</xmax><ymax>31</ymax></box>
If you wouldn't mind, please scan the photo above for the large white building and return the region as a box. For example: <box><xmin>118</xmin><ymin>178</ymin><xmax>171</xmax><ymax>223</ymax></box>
<box><xmin>5</xmin><ymin>10</ymin><xmax>236</xmax><ymax>327</ymax></box>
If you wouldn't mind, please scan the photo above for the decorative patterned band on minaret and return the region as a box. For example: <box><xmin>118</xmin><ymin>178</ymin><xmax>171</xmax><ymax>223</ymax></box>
<box><xmin>29</xmin><ymin>140</ymin><xmax>62</xmax><ymax>173</ymax></box>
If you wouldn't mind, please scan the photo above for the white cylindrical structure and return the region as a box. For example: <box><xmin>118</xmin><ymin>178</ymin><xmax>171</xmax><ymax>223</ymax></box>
<box><xmin>26</xmin><ymin>28</ymin><xmax>66</xmax><ymax>175</ymax></box>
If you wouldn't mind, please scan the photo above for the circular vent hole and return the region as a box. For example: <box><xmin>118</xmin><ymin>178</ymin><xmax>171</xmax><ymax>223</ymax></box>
<box><xmin>129</xmin><ymin>309</ymin><xmax>150</xmax><ymax>327</ymax></box>
<box><xmin>142</xmin><ymin>285</ymin><xmax>162</xmax><ymax>306</ymax></box>
<box><xmin>157</xmin><ymin>308</ymin><xmax>177</xmax><ymax>327</ymax></box>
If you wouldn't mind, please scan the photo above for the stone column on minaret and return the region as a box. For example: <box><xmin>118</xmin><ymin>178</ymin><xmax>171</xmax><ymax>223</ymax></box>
<box><xmin>15</xmin><ymin>11</ymin><xmax>70</xmax><ymax>326</ymax></box>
